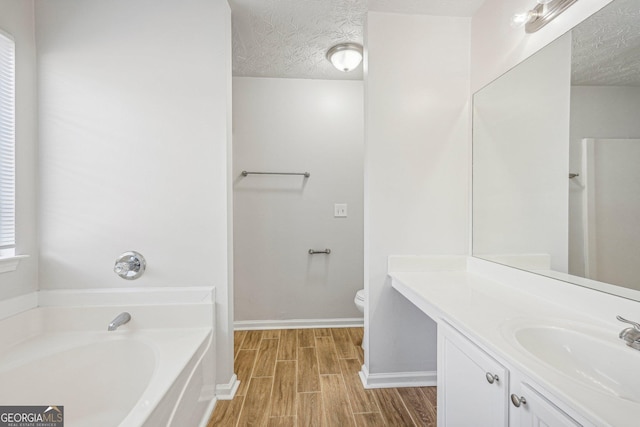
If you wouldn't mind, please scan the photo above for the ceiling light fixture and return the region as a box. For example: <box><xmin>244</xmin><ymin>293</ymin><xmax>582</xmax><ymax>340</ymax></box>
<box><xmin>326</xmin><ymin>43</ymin><xmax>363</xmax><ymax>72</ymax></box>
<box><xmin>511</xmin><ymin>0</ymin><xmax>578</xmax><ymax>33</ymax></box>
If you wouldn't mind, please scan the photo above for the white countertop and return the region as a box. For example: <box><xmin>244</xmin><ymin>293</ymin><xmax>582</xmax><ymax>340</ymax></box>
<box><xmin>390</xmin><ymin>267</ymin><xmax>639</xmax><ymax>427</ymax></box>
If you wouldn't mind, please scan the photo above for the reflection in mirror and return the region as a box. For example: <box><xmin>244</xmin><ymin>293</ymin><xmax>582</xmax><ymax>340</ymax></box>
<box><xmin>473</xmin><ymin>0</ymin><xmax>640</xmax><ymax>300</ymax></box>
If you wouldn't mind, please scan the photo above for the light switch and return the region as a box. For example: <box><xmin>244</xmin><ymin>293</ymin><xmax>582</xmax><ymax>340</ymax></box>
<box><xmin>334</xmin><ymin>203</ymin><xmax>347</xmax><ymax>218</ymax></box>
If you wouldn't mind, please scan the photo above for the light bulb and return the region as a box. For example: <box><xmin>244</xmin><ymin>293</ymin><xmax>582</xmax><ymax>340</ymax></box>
<box><xmin>511</xmin><ymin>10</ymin><xmax>535</xmax><ymax>28</ymax></box>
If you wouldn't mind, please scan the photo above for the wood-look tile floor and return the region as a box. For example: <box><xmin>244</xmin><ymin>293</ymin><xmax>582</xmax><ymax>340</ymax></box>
<box><xmin>207</xmin><ymin>328</ymin><xmax>437</xmax><ymax>427</ymax></box>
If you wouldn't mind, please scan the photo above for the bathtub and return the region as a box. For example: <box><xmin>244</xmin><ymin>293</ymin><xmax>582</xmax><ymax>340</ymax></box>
<box><xmin>0</xmin><ymin>287</ymin><xmax>216</xmax><ymax>427</ymax></box>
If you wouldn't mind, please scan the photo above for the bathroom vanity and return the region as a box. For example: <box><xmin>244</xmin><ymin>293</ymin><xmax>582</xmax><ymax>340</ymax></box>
<box><xmin>390</xmin><ymin>256</ymin><xmax>639</xmax><ymax>427</ymax></box>
<box><xmin>424</xmin><ymin>0</ymin><xmax>640</xmax><ymax>424</ymax></box>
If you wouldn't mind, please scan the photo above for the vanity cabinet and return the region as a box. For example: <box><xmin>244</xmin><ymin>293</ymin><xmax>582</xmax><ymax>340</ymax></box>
<box><xmin>513</xmin><ymin>383</ymin><xmax>581</xmax><ymax>427</ymax></box>
<box><xmin>438</xmin><ymin>322</ymin><xmax>585</xmax><ymax>427</ymax></box>
<box><xmin>438</xmin><ymin>321</ymin><xmax>509</xmax><ymax>426</ymax></box>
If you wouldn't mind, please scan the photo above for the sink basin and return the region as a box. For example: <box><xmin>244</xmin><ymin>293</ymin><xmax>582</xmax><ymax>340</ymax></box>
<box><xmin>511</xmin><ymin>323</ymin><xmax>640</xmax><ymax>403</ymax></box>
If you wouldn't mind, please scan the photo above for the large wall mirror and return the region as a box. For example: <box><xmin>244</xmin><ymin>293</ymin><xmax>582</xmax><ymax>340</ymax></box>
<box><xmin>473</xmin><ymin>0</ymin><xmax>640</xmax><ymax>301</ymax></box>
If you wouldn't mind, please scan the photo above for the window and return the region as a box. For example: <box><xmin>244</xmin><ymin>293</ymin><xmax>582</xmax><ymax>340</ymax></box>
<box><xmin>0</xmin><ymin>31</ymin><xmax>15</xmax><ymax>256</ymax></box>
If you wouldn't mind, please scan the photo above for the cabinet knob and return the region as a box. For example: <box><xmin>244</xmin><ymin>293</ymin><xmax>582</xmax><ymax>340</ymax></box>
<box><xmin>485</xmin><ymin>372</ymin><xmax>499</xmax><ymax>384</ymax></box>
<box><xmin>510</xmin><ymin>394</ymin><xmax>527</xmax><ymax>407</ymax></box>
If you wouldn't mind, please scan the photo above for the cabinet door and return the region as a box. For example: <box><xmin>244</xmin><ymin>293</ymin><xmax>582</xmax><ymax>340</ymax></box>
<box><xmin>513</xmin><ymin>383</ymin><xmax>581</xmax><ymax>427</ymax></box>
<box><xmin>438</xmin><ymin>323</ymin><xmax>509</xmax><ymax>427</ymax></box>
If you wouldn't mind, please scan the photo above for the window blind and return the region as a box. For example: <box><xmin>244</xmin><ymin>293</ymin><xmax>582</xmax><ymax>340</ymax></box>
<box><xmin>0</xmin><ymin>32</ymin><xmax>15</xmax><ymax>250</ymax></box>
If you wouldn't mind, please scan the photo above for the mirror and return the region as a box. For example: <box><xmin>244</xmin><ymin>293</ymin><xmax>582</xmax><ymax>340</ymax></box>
<box><xmin>473</xmin><ymin>0</ymin><xmax>640</xmax><ymax>300</ymax></box>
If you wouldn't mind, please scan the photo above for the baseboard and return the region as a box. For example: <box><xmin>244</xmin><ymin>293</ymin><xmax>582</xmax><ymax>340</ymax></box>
<box><xmin>358</xmin><ymin>364</ymin><xmax>437</xmax><ymax>389</ymax></box>
<box><xmin>215</xmin><ymin>374</ymin><xmax>239</xmax><ymax>400</ymax></box>
<box><xmin>234</xmin><ymin>318</ymin><xmax>364</xmax><ymax>330</ymax></box>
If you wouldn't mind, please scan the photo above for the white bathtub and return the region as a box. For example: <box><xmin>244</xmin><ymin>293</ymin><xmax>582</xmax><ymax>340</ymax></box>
<box><xmin>0</xmin><ymin>287</ymin><xmax>216</xmax><ymax>427</ymax></box>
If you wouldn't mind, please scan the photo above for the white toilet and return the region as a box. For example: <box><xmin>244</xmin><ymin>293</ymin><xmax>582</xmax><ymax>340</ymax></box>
<box><xmin>354</xmin><ymin>289</ymin><xmax>366</xmax><ymax>349</ymax></box>
<box><xmin>354</xmin><ymin>289</ymin><xmax>365</xmax><ymax>314</ymax></box>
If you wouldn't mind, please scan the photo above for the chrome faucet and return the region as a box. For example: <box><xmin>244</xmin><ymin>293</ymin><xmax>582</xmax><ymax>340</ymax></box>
<box><xmin>617</xmin><ymin>316</ymin><xmax>640</xmax><ymax>350</ymax></box>
<box><xmin>108</xmin><ymin>312</ymin><xmax>131</xmax><ymax>331</ymax></box>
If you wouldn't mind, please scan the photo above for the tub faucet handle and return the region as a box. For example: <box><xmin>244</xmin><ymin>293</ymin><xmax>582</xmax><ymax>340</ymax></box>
<box><xmin>114</xmin><ymin>261</ymin><xmax>131</xmax><ymax>274</ymax></box>
<box><xmin>114</xmin><ymin>251</ymin><xmax>146</xmax><ymax>280</ymax></box>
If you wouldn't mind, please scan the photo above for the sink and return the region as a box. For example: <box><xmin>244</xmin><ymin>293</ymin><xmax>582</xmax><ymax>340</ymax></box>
<box><xmin>509</xmin><ymin>322</ymin><xmax>640</xmax><ymax>403</ymax></box>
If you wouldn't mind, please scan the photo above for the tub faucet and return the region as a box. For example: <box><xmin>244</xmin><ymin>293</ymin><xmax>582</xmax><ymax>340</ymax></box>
<box><xmin>108</xmin><ymin>312</ymin><xmax>131</xmax><ymax>331</ymax></box>
<box><xmin>617</xmin><ymin>316</ymin><xmax>640</xmax><ymax>350</ymax></box>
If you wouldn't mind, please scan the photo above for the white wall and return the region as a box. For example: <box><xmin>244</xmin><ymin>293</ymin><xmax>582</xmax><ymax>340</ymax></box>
<box><xmin>35</xmin><ymin>0</ymin><xmax>234</xmax><ymax>387</ymax></box>
<box><xmin>0</xmin><ymin>0</ymin><xmax>38</xmax><ymax>302</ymax></box>
<box><xmin>364</xmin><ymin>12</ymin><xmax>470</xmax><ymax>376</ymax></box>
<box><xmin>233</xmin><ymin>77</ymin><xmax>364</xmax><ymax>322</ymax></box>
<box><xmin>471</xmin><ymin>0</ymin><xmax>614</xmax><ymax>92</ymax></box>
<box><xmin>473</xmin><ymin>34</ymin><xmax>572</xmax><ymax>272</ymax></box>
<box><xmin>569</xmin><ymin>86</ymin><xmax>640</xmax><ymax>277</ymax></box>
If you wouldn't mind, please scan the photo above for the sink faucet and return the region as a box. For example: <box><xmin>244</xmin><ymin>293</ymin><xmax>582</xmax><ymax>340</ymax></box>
<box><xmin>617</xmin><ymin>316</ymin><xmax>640</xmax><ymax>350</ymax></box>
<box><xmin>108</xmin><ymin>312</ymin><xmax>131</xmax><ymax>331</ymax></box>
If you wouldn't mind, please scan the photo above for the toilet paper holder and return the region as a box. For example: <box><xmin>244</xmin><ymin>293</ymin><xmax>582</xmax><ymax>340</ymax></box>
<box><xmin>308</xmin><ymin>249</ymin><xmax>331</xmax><ymax>255</ymax></box>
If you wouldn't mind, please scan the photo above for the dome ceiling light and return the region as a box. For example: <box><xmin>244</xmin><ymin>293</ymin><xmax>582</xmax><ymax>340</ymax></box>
<box><xmin>326</xmin><ymin>43</ymin><xmax>363</xmax><ymax>72</ymax></box>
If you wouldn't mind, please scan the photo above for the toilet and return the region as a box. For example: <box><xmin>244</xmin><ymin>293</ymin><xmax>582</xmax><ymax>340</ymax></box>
<box><xmin>354</xmin><ymin>289</ymin><xmax>366</xmax><ymax>349</ymax></box>
<box><xmin>354</xmin><ymin>289</ymin><xmax>365</xmax><ymax>314</ymax></box>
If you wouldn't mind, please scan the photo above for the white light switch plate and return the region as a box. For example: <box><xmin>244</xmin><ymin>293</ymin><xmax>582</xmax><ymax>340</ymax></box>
<box><xmin>334</xmin><ymin>203</ymin><xmax>347</xmax><ymax>218</ymax></box>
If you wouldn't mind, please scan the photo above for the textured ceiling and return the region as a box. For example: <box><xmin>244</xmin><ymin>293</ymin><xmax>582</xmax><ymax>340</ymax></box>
<box><xmin>369</xmin><ymin>0</ymin><xmax>485</xmax><ymax>16</ymax></box>
<box><xmin>229</xmin><ymin>0</ymin><xmax>485</xmax><ymax>80</ymax></box>
<box><xmin>572</xmin><ymin>0</ymin><xmax>640</xmax><ymax>86</ymax></box>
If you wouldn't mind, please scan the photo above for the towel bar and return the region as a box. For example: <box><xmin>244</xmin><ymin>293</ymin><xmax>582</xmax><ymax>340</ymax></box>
<box><xmin>242</xmin><ymin>171</ymin><xmax>310</xmax><ymax>178</ymax></box>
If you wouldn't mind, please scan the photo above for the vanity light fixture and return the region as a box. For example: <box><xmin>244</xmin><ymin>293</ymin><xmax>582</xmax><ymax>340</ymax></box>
<box><xmin>511</xmin><ymin>0</ymin><xmax>578</xmax><ymax>33</ymax></box>
<box><xmin>326</xmin><ymin>43</ymin><xmax>363</xmax><ymax>72</ymax></box>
